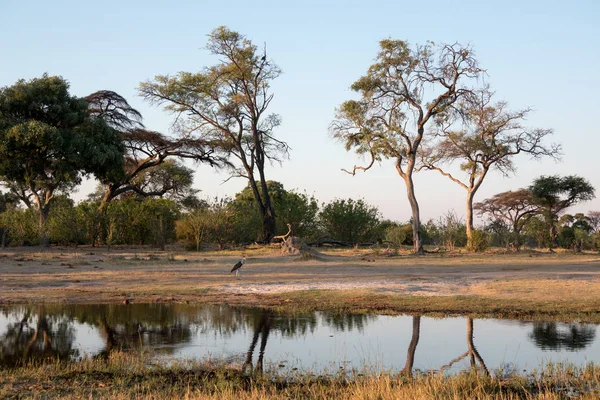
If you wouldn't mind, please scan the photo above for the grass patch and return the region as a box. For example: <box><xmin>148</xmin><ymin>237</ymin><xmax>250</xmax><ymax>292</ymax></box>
<box><xmin>1</xmin><ymin>351</ymin><xmax>599</xmax><ymax>399</ymax></box>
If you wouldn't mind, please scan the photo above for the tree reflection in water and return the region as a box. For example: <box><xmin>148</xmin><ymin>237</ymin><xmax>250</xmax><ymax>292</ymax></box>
<box><xmin>243</xmin><ymin>309</ymin><xmax>273</xmax><ymax>374</ymax></box>
<box><xmin>0</xmin><ymin>306</ymin><xmax>77</xmax><ymax>367</ymax></box>
<box><xmin>529</xmin><ymin>322</ymin><xmax>596</xmax><ymax>351</ymax></box>
<box><xmin>439</xmin><ymin>317</ymin><xmax>488</xmax><ymax>376</ymax></box>
<box><xmin>401</xmin><ymin>315</ymin><xmax>421</xmax><ymax>377</ymax></box>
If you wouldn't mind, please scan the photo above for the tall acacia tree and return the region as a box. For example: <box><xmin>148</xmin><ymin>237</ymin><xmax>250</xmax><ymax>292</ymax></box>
<box><xmin>331</xmin><ymin>40</ymin><xmax>483</xmax><ymax>254</ymax></box>
<box><xmin>139</xmin><ymin>27</ymin><xmax>288</xmax><ymax>243</ymax></box>
<box><xmin>0</xmin><ymin>75</ymin><xmax>123</xmax><ymax>245</ymax></box>
<box><xmin>419</xmin><ymin>89</ymin><xmax>560</xmax><ymax>243</ymax></box>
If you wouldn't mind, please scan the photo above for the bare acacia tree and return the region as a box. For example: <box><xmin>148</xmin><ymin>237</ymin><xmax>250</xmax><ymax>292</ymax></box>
<box><xmin>85</xmin><ymin>91</ymin><xmax>225</xmax><ymax>209</ymax></box>
<box><xmin>419</xmin><ymin>88</ymin><xmax>560</xmax><ymax>242</ymax></box>
<box><xmin>474</xmin><ymin>189</ymin><xmax>539</xmax><ymax>249</ymax></box>
<box><xmin>139</xmin><ymin>27</ymin><xmax>289</xmax><ymax>243</ymax></box>
<box><xmin>331</xmin><ymin>40</ymin><xmax>483</xmax><ymax>254</ymax></box>
<box><xmin>98</xmin><ymin>129</ymin><xmax>223</xmax><ymax>209</ymax></box>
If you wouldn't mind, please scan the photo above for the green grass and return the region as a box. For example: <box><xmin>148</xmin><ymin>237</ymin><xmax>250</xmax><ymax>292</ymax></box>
<box><xmin>1</xmin><ymin>352</ymin><xmax>599</xmax><ymax>399</ymax></box>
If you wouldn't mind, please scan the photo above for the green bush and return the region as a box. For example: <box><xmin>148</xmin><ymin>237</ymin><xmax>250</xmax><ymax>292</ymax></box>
<box><xmin>467</xmin><ymin>229</ymin><xmax>489</xmax><ymax>252</ymax></box>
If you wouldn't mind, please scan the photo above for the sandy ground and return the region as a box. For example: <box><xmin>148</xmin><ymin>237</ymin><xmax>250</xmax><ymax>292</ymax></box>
<box><xmin>1</xmin><ymin>246</ymin><xmax>599</xmax><ymax>305</ymax></box>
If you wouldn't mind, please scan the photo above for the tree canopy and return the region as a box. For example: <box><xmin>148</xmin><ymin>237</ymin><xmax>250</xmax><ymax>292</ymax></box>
<box><xmin>529</xmin><ymin>175</ymin><xmax>595</xmax><ymax>249</ymax></box>
<box><xmin>331</xmin><ymin>40</ymin><xmax>483</xmax><ymax>253</ymax></box>
<box><xmin>0</xmin><ymin>75</ymin><xmax>123</xmax><ymax>243</ymax></box>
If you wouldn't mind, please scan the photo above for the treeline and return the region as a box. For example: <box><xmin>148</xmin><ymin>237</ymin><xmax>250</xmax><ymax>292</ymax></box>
<box><xmin>1</xmin><ymin>180</ymin><xmax>598</xmax><ymax>251</ymax></box>
<box><xmin>0</xmin><ymin>28</ymin><xmax>597</xmax><ymax>252</ymax></box>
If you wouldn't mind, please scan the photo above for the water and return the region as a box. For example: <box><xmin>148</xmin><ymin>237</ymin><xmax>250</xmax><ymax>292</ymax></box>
<box><xmin>0</xmin><ymin>304</ymin><xmax>597</xmax><ymax>375</ymax></box>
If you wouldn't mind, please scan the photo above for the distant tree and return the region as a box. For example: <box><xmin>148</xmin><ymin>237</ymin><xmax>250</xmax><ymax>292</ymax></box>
<box><xmin>522</xmin><ymin>215</ymin><xmax>549</xmax><ymax>248</ymax></box>
<box><xmin>529</xmin><ymin>175</ymin><xmax>595</xmax><ymax>249</ymax></box>
<box><xmin>474</xmin><ymin>189</ymin><xmax>540</xmax><ymax>250</ymax></box>
<box><xmin>139</xmin><ymin>26</ymin><xmax>288</xmax><ymax>243</ymax></box>
<box><xmin>0</xmin><ymin>75</ymin><xmax>123</xmax><ymax>245</ymax></box>
<box><xmin>331</xmin><ymin>39</ymin><xmax>483</xmax><ymax>254</ymax></box>
<box><xmin>557</xmin><ymin>213</ymin><xmax>594</xmax><ymax>251</ymax></box>
<box><xmin>319</xmin><ymin>198</ymin><xmax>381</xmax><ymax>244</ymax></box>
<box><xmin>588</xmin><ymin>211</ymin><xmax>600</xmax><ymax>234</ymax></box>
<box><xmin>420</xmin><ymin>88</ymin><xmax>560</xmax><ymax>244</ymax></box>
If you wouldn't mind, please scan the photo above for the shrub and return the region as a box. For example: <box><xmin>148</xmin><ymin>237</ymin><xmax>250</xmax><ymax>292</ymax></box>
<box><xmin>467</xmin><ymin>229</ymin><xmax>489</xmax><ymax>252</ymax></box>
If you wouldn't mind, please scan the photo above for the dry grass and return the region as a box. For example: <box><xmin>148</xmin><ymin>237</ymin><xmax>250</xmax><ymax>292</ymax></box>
<box><xmin>1</xmin><ymin>351</ymin><xmax>599</xmax><ymax>399</ymax></box>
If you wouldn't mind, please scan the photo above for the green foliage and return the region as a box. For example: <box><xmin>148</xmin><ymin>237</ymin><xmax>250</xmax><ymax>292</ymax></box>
<box><xmin>530</xmin><ymin>175</ymin><xmax>595</xmax><ymax>248</ymax></box>
<box><xmin>0</xmin><ymin>208</ymin><xmax>38</xmax><ymax>246</ymax></box>
<box><xmin>76</xmin><ymin>200</ymin><xmax>105</xmax><ymax>246</ymax></box>
<box><xmin>383</xmin><ymin>223</ymin><xmax>413</xmax><ymax>248</ymax></box>
<box><xmin>105</xmin><ymin>198</ymin><xmax>179</xmax><ymax>248</ymax></box>
<box><xmin>176</xmin><ymin>198</ymin><xmax>234</xmax><ymax>250</ymax></box>
<box><xmin>435</xmin><ymin>210</ymin><xmax>467</xmax><ymax>250</ymax></box>
<box><xmin>45</xmin><ymin>195</ymin><xmax>86</xmax><ymax>246</ymax></box>
<box><xmin>466</xmin><ymin>229</ymin><xmax>489</xmax><ymax>252</ymax></box>
<box><xmin>319</xmin><ymin>198</ymin><xmax>381</xmax><ymax>244</ymax></box>
<box><xmin>522</xmin><ymin>215</ymin><xmax>550</xmax><ymax>248</ymax></box>
<box><xmin>228</xmin><ymin>181</ymin><xmax>320</xmax><ymax>243</ymax></box>
<box><xmin>0</xmin><ymin>75</ymin><xmax>124</xmax><ymax>242</ymax></box>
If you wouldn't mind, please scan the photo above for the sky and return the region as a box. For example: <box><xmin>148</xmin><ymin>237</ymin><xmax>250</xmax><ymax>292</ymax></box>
<box><xmin>1</xmin><ymin>0</ymin><xmax>599</xmax><ymax>224</ymax></box>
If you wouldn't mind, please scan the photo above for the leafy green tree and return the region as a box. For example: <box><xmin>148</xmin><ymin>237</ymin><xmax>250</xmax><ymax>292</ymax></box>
<box><xmin>0</xmin><ymin>75</ymin><xmax>123</xmax><ymax>245</ymax></box>
<box><xmin>331</xmin><ymin>40</ymin><xmax>483</xmax><ymax>254</ymax></box>
<box><xmin>557</xmin><ymin>213</ymin><xmax>594</xmax><ymax>251</ymax></box>
<box><xmin>420</xmin><ymin>88</ymin><xmax>559</xmax><ymax>244</ymax></box>
<box><xmin>139</xmin><ymin>27</ymin><xmax>288</xmax><ymax>243</ymax></box>
<box><xmin>319</xmin><ymin>198</ymin><xmax>381</xmax><ymax>244</ymax></box>
<box><xmin>529</xmin><ymin>175</ymin><xmax>595</xmax><ymax>249</ymax></box>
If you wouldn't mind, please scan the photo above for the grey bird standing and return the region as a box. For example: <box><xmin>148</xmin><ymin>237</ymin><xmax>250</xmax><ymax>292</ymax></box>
<box><xmin>230</xmin><ymin>256</ymin><xmax>246</xmax><ymax>277</ymax></box>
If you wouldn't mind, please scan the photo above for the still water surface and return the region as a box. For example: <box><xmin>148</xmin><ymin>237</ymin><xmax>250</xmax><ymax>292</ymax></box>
<box><xmin>0</xmin><ymin>304</ymin><xmax>597</xmax><ymax>375</ymax></box>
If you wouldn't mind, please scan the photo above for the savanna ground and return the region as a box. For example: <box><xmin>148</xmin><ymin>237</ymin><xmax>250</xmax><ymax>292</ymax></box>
<box><xmin>1</xmin><ymin>244</ymin><xmax>600</xmax><ymax>319</ymax></box>
<box><xmin>2</xmin><ymin>245</ymin><xmax>600</xmax><ymax>399</ymax></box>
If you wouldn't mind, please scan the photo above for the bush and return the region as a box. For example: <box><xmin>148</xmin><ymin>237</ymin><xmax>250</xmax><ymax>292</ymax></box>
<box><xmin>467</xmin><ymin>229</ymin><xmax>489</xmax><ymax>252</ymax></box>
<box><xmin>384</xmin><ymin>223</ymin><xmax>413</xmax><ymax>248</ymax></box>
<box><xmin>0</xmin><ymin>208</ymin><xmax>39</xmax><ymax>246</ymax></box>
<box><xmin>319</xmin><ymin>198</ymin><xmax>381</xmax><ymax>244</ymax></box>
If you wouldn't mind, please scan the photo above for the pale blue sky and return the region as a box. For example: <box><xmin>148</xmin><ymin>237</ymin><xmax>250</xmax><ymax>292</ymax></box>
<box><xmin>1</xmin><ymin>0</ymin><xmax>598</xmax><ymax>222</ymax></box>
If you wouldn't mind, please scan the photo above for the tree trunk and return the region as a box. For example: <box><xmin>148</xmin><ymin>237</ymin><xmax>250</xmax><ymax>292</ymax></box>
<box><xmin>404</xmin><ymin>174</ymin><xmax>423</xmax><ymax>254</ymax></box>
<box><xmin>466</xmin><ymin>190</ymin><xmax>475</xmax><ymax>241</ymax></box>
<box><xmin>258</xmin><ymin>171</ymin><xmax>276</xmax><ymax>244</ymax></box>
<box><xmin>1</xmin><ymin>228</ymin><xmax>7</xmax><ymax>248</ymax></box>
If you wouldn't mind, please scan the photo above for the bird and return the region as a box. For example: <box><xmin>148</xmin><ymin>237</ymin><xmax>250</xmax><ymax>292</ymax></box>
<box><xmin>230</xmin><ymin>256</ymin><xmax>246</xmax><ymax>277</ymax></box>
